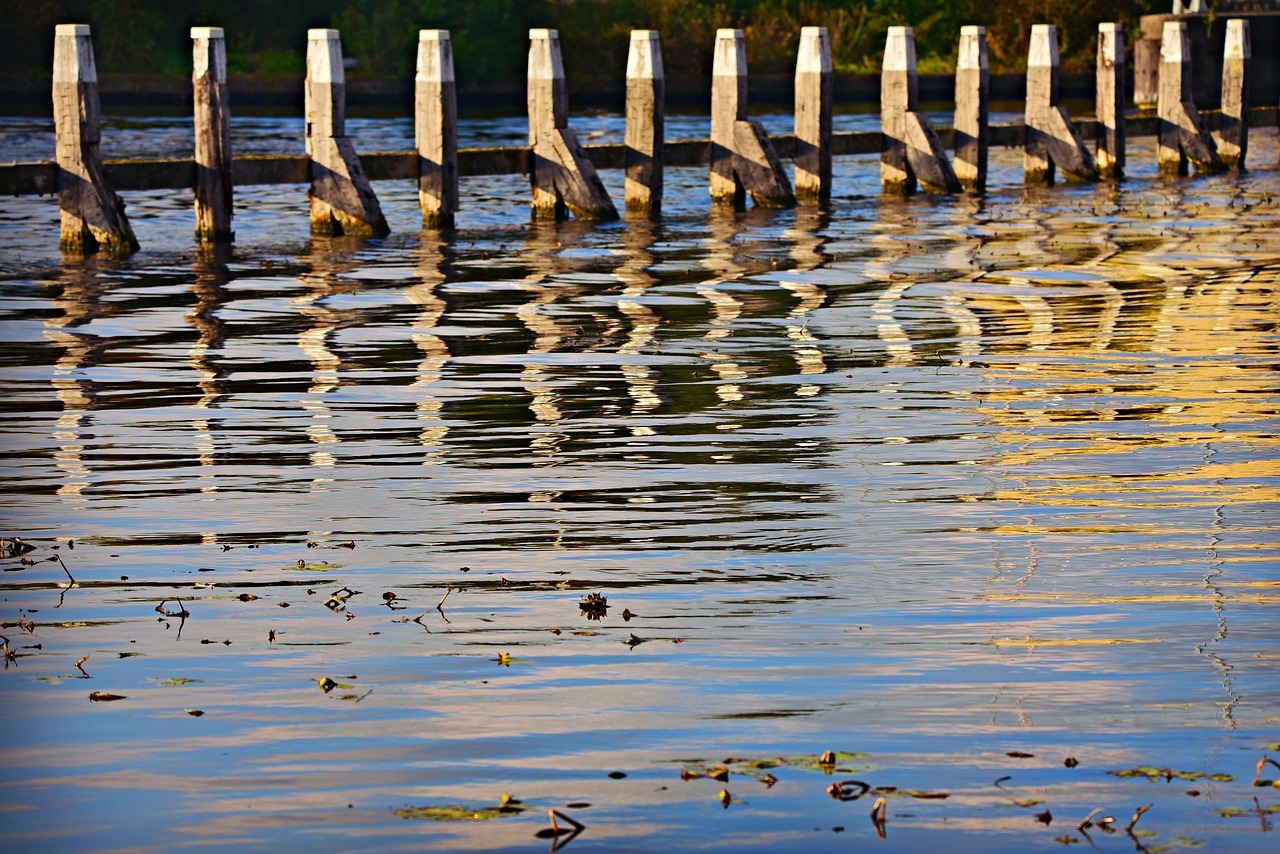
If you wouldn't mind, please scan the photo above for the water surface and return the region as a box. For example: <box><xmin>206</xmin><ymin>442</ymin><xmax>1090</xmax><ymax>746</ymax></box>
<box><xmin>1</xmin><ymin>114</ymin><xmax>1278</xmax><ymax>852</ymax></box>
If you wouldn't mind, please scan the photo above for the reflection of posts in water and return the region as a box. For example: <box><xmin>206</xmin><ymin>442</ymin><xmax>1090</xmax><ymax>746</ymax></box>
<box><xmin>44</xmin><ymin>265</ymin><xmax>109</xmax><ymax>501</ymax></box>
<box><xmin>408</xmin><ymin>235</ymin><xmax>454</xmax><ymax>462</ymax></box>
<box><xmin>295</xmin><ymin>238</ymin><xmax>365</xmax><ymax>471</ymax></box>
<box><xmin>699</xmin><ymin>211</ymin><xmax>749</xmax><ymax>402</ymax></box>
<box><xmin>515</xmin><ymin>223</ymin><xmax>586</xmax><ymax>456</ymax></box>
<box><xmin>782</xmin><ymin>206</ymin><xmax>829</xmax><ymax>396</ymax></box>
<box><xmin>616</xmin><ymin>217</ymin><xmax>663</xmax><ymax>415</ymax></box>
<box><xmin>189</xmin><ymin>246</ymin><xmax>233</xmax><ymax>495</ymax></box>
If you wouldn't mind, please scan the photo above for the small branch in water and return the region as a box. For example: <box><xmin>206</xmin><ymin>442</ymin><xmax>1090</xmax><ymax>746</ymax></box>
<box><xmin>1125</xmin><ymin>802</ymin><xmax>1153</xmax><ymax>833</ymax></box>
<box><xmin>75</xmin><ymin>654</ymin><xmax>90</xmax><ymax>676</ymax></box>
<box><xmin>437</xmin><ymin>585</ymin><xmax>452</xmax><ymax>612</ymax></box>
<box><xmin>52</xmin><ymin>553</ymin><xmax>76</xmax><ymax>585</ymax></box>
<box><xmin>1078</xmin><ymin>807</ymin><xmax>1104</xmax><ymax>830</ymax></box>
<box><xmin>870</xmin><ymin>795</ymin><xmax>887</xmax><ymax>839</ymax></box>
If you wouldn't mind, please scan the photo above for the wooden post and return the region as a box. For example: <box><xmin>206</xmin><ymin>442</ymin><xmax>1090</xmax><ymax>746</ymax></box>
<box><xmin>1217</xmin><ymin>19</ymin><xmax>1250</xmax><ymax>171</ymax></box>
<box><xmin>1157</xmin><ymin>21</ymin><xmax>1222</xmax><ymax>176</ymax></box>
<box><xmin>305</xmin><ymin>29</ymin><xmax>389</xmax><ymax>237</ymax></box>
<box><xmin>710</xmin><ymin>28</ymin><xmax>795</xmax><ymax>209</ymax></box>
<box><xmin>1096</xmin><ymin>23</ymin><xmax>1125</xmax><ymax>180</ymax></box>
<box><xmin>1134</xmin><ymin>38</ymin><xmax>1160</xmax><ymax>108</ymax></box>
<box><xmin>881</xmin><ymin>26</ymin><xmax>959</xmax><ymax>195</ymax></box>
<box><xmin>954</xmin><ymin>25</ymin><xmax>988</xmax><ymax>192</ymax></box>
<box><xmin>625</xmin><ymin>30</ymin><xmax>664</xmax><ymax>214</ymax></box>
<box><xmin>794</xmin><ymin>26</ymin><xmax>832</xmax><ymax>201</ymax></box>
<box><xmin>528</xmin><ymin>28</ymin><xmax>618</xmax><ymax>221</ymax></box>
<box><xmin>192</xmin><ymin>27</ymin><xmax>232</xmax><ymax>242</ymax></box>
<box><xmin>53</xmin><ymin>24</ymin><xmax>138</xmax><ymax>254</ymax></box>
<box><xmin>416</xmin><ymin>29</ymin><xmax>458</xmax><ymax>228</ymax></box>
<box><xmin>1024</xmin><ymin>24</ymin><xmax>1097</xmax><ymax>185</ymax></box>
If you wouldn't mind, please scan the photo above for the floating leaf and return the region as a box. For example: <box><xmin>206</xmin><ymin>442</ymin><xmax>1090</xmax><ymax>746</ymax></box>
<box><xmin>1109</xmin><ymin>767</ymin><xmax>1234</xmax><ymax>783</ymax></box>
<box><xmin>186</xmin><ymin>709</ymin><xmax>204</xmax><ymax>717</ymax></box>
<box><xmin>1063</xmin><ymin>757</ymin><xmax>1079</xmax><ymax>768</ymax></box>
<box><xmin>237</xmin><ymin>593</ymin><xmax>258</xmax><ymax>602</ymax></box>
<box><xmin>394</xmin><ymin>799</ymin><xmax>527</xmax><ymax>822</ymax></box>
<box><xmin>1054</xmin><ymin>835</ymin><xmax>1079</xmax><ymax>845</ymax></box>
<box><xmin>1013</xmin><ymin>799</ymin><xmax>1044</xmax><ymax>808</ymax></box>
<box><xmin>1006</xmin><ymin>751</ymin><xmax>1035</xmax><ymax>758</ymax></box>
<box><xmin>1216</xmin><ymin>808</ymin><xmax>1246</xmax><ymax>817</ymax></box>
<box><xmin>903</xmin><ymin>790</ymin><xmax>949</xmax><ymax>800</ymax></box>
<box><xmin>152</xmin><ymin>676</ymin><xmax>203</xmax><ymax>687</ymax></box>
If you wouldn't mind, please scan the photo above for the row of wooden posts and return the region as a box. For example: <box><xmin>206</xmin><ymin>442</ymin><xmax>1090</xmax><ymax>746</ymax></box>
<box><xmin>43</xmin><ymin>19</ymin><xmax>1260</xmax><ymax>254</ymax></box>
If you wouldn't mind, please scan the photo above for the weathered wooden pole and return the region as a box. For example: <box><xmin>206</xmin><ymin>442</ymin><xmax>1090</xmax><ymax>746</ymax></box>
<box><xmin>305</xmin><ymin>29</ymin><xmax>389</xmax><ymax>237</ymax></box>
<box><xmin>416</xmin><ymin>29</ymin><xmax>458</xmax><ymax>228</ymax></box>
<box><xmin>881</xmin><ymin>26</ymin><xmax>959</xmax><ymax>195</ymax></box>
<box><xmin>710</xmin><ymin>28</ymin><xmax>795</xmax><ymax>209</ymax></box>
<box><xmin>1024</xmin><ymin>24</ymin><xmax>1097</xmax><ymax>185</ymax></box>
<box><xmin>192</xmin><ymin>26</ymin><xmax>233</xmax><ymax>242</ymax></box>
<box><xmin>1095</xmin><ymin>23</ymin><xmax>1125</xmax><ymax>180</ymax></box>
<box><xmin>954</xmin><ymin>25</ymin><xmax>988</xmax><ymax>192</ymax></box>
<box><xmin>528</xmin><ymin>28</ymin><xmax>618</xmax><ymax>221</ymax></box>
<box><xmin>794</xmin><ymin>26</ymin><xmax>832</xmax><ymax>201</ymax></box>
<box><xmin>625</xmin><ymin>30</ymin><xmax>664</xmax><ymax>214</ymax></box>
<box><xmin>53</xmin><ymin>24</ymin><xmax>138</xmax><ymax>254</ymax></box>
<box><xmin>1217</xmin><ymin>19</ymin><xmax>1250</xmax><ymax>171</ymax></box>
<box><xmin>1157</xmin><ymin>21</ymin><xmax>1222</xmax><ymax>176</ymax></box>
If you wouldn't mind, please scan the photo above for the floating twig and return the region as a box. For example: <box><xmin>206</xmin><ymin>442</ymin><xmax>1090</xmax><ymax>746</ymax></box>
<box><xmin>52</xmin><ymin>553</ymin><xmax>76</xmax><ymax>585</ymax></box>
<box><xmin>437</xmin><ymin>585</ymin><xmax>453</xmax><ymax>613</ymax></box>
<box><xmin>1078</xmin><ymin>807</ymin><xmax>1103</xmax><ymax>830</ymax></box>
<box><xmin>1125</xmin><ymin>802</ymin><xmax>1153</xmax><ymax>833</ymax></box>
<box><xmin>545</xmin><ymin>809</ymin><xmax>585</xmax><ymax>852</ymax></box>
<box><xmin>75</xmin><ymin>654</ymin><xmax>90</xmax><ymax>676</ymax></box>
<box><xmin>870</xmin><ymin>795</ymin><xmax>887</xmax><ymax>822</ymax></box>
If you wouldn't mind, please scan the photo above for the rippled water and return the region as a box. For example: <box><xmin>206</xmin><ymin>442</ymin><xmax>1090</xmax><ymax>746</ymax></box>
<box><xmin>1</xmin><ymin>113</ymin><xmax>1278</xmax><ymax>852</ymax></box>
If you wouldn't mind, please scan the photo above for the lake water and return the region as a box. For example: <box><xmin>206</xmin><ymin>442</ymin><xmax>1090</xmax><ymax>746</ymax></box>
<box><xmin>1</xmin><ymin>111</ymin><xmax>1279</xmax><ymax>853</ymax></box>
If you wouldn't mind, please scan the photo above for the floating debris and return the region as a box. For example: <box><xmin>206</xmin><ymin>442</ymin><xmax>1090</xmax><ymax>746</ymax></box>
<box><xmin>579</xmin><ymin>592</ymin><xmax>608</xmax><ymax>621</ymax></box>
<box><xmin>1125</xmin><ymin>802</ymin><xmax>1153</xmax><ymax>832</ymax></box>
<box><xmin>186</xmin><ymin>709</ymin><xmax>204</xmax><ymax>717</ymax></box>
<box><xmin>395</xmin><ymin>793</ymin><xmax>526</xmax><ymax>822</ymax></box>
<box><xmin>89</xmin><ymin>691</ymin><xmax>126</xmax><ymax>702</ymax></box>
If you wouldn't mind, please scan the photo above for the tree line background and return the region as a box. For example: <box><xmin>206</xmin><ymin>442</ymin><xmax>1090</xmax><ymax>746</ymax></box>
<box><xmin>7</xmin><ymin>0</ymin><xmax>1161</xmax><ymax>85</ymax></box>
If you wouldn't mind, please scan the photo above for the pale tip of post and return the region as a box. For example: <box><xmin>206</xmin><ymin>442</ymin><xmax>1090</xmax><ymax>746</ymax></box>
<box><xmin>529</xmin><ymin>28</ymin><xmax>556</xmax><ymax>40</ymax></box>
<box><xmin>716</xmin><ymin>28</ymin><xmax>743</xmax><ymax>39</ymax></box>
<box><xmin>1031</xmin><ymin>24</ymin><xmax>1054</xmax><ymax>36</ymax></box>
<box><xmin>191</xmin><ymin>27</ymin><xmax>225</xmax><ymax>39</ymax></box>
<box><xmin>308</xmin><ymin>29</ymin><xmax>341</xmax><ymax>41</ymax></box>
<box><xmin>960</xmin><ymin>25</ymin><xmax>985</xmax><ymax>36</ymax></box>
<box><xmin>420</xmin><ymin>29</ymin><xmax>449</xmax><ymax>41</ymax></box>
<box><xmin>631</xmin><ymin>30</ymin><xmax>658</xmax><ymax>40</ymax></box>
<box><xmin>1097</xmin><ymin>22</ymin><xmax>1121</xmax><ymax>34</ymax></box>
<box><xmin>55</xmin><ymin>23</ymin><xmax>92</xmax><ymax>36</ymax></box>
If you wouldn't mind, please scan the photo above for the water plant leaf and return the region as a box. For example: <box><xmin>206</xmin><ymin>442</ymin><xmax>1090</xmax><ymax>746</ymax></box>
<box><xmin>185</xmin><ymin>708</ymin><xmax>204</xmax><ymax>716</ymax></box>
<box><xmin>903</xmin><ymin>790</ymin><xmax>949</xmax><ymax>799</ymax></box>
<box><xmin>151</xmin><ymin>676</ymin><xmax>203</xmax><ymax>687</ymax></box>
<box><xmin>394</xmin><ymin>802</ymin><xmax>526</xmax><ymax>822</ymax></box>
<box><xmin>1108</xmin><ymin>766</ymin><xmax>1234</xmax><ymax>783</ymax></box>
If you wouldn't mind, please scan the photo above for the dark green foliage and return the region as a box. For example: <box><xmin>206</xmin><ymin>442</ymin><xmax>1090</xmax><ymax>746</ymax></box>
<box><xmin>1</xmin><ymin>0</ymin><xmax>1155</xmax><ymax>83</ymax></box>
